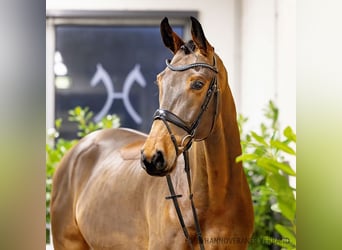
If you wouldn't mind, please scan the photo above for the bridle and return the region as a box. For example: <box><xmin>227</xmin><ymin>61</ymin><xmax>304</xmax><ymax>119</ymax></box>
<box><xmin>153</xmin><ymin>56</ymin><xmax>219</xmax><ymax>250</ymax></box>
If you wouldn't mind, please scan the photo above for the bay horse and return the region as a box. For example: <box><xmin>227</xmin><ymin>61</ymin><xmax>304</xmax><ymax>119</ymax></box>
<box><xmin>51</xmin><ymin>17</ymin><xmax>254</xmax><ymax>250</ymax></box>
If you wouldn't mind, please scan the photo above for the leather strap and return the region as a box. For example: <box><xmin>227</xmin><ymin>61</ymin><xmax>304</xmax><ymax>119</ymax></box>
<box><xmin>166</xmin><ymin>59</ymin><xmax>218</xmax><ymax>73</ymax></box>
<box><xmin>154</xmin><ymin>109</ymin><xmax>192</xmax><ymax>135</ymax></box>
<box><xmin>183</xmin><ymin>151</ymin><xmax>205</xmax><ymax>250</ymax></box>
<box><xmin>165</xmin><ymin>174</ymin><xmax>194</xmax><ymax>250</ymax></box>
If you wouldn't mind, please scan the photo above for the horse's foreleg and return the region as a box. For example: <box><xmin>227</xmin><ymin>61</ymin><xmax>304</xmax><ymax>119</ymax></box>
<box><xmin>51</xmin><ymin>224</ymin><xmax>89</xmax><ymax>250</ymax></box>
<box><xmin>51</xmin><ymin>151</ymin><xmax>91</xmax><ymax>250</ymax></box>
<box><xmin>51</xmin><ymin>191</ymin><xmax>90</xmax><ymax>250</ymax></box>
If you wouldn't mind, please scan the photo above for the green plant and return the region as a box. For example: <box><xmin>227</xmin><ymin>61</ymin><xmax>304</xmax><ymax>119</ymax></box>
<box><xmin>237</xmin><ymin>101</ymin><xmax>296</xmax><ymax>250</ymax></box>
<box><xmin>46</xmin><ymin>106</ymin><xmax>120</xmax><ymax>243</ymax></box>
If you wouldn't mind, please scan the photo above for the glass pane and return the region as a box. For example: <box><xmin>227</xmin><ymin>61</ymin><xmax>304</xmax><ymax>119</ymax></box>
<box><xmin>55</xmin><ymin>25</ymin><xmax>183</xmax><ymax>139</ymax></box>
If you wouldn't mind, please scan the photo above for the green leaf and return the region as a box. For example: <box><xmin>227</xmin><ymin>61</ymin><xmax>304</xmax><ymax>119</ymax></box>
<box><xmin>85</xmin><ymin>110</ymin><xmax>93</xmax><ymax>121</ymax></box>
<box><xmin>275</xmin><ymin>224</ymin><xmax>296</xmax><ymax>245</ymax></box>
<box><xmin>278</xmin><ymin>197</ymin><xmax>296</xmax><ymax>221</ymax></box>
<box><xmin>256</xmin><ymin>157</ymin><xmax>279</xmax><ymax>174</ymax></box>
<box><xmin>236</xmin><ymin>153</ymin><xmax>259</xmax><ymax>163</ymax></box>
<box><xmin>260</xmin><ymin>123</ymin><xmax>270</xmax><ymax>138</ymax></box>
<box><xmin>258</xmin><ymin>157</ymin><xmax>296</xmax><ymax>176</ymax></box>
<box><xmin>268</xmin><ymin>173</ymin><xmax>296</xmax><ymax>221</ymax></box>
<box><xmin>55</xmin><ymin>118</ymin><xmax>62</xmax><ymax>130</ymax></box>
<box><xmin>270</xmin><ymin>139</ymin><xmax>296</xmax><ymax>155</ymax></box>
<box><xmin>274</xmin><ymin>161</ymin><xmax>296</xmax><ymax>176</ymax></box>
<box><xmin>74</xmin><ymin>106</ymin><xmax>82</xmax><ymax>115</ymax></box>
<box><xmin>269</xmin><ymin>174</ymin><xmax>296</xmax><ymax>221</ymax></box>
<box><xmin>251</xmin><ymin>131</ymin><xmax>268</xmax><ymax>146</ymax></box>
<box><xmin>263</xmin><ymin>100</ymin><xmax>279</xmax><ymax>126</ymax></box>
<box><xmin>284</xmin><ymin>126</ymin><xmax>296</xmax><ymax>142</ymax></box>
<box><xmin>267</xmin><ymin>173</ymin><xmax>292</xmax><ymax>193</ymax></box>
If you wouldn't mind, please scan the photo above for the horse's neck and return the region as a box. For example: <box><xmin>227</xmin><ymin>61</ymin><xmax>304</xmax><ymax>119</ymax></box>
<box><xmin>191</xmin><ymin>87</ymin><xmax>242</xmax><ymax>211</ymax></box>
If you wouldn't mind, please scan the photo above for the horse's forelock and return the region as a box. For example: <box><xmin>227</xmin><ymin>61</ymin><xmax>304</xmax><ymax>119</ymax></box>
<box><xmin>180</xmin><ymin>40</ymin><xmax>196</xmax><ymax>55</ymax></box>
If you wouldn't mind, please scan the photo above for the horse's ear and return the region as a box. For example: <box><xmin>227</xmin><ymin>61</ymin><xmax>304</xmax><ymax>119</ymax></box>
<box><xmin>190</xmin><ymin>16</ymin><xmax>213</xmax><ymax>55</ymax></box>
<box><xmin>160</xmin><ymin>17</ymin><xmax>184</xmax><ymax>54</ymax></box>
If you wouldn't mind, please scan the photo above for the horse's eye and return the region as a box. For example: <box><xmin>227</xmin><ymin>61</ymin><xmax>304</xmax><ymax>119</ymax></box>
<box><xmin>191</xmin><ymin>81</ymin><xmax>204</xmax><ymax>90</ymax></box>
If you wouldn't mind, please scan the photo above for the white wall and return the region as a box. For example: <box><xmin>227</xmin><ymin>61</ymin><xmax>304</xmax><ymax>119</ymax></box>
<box><xmin>241</xmin><ymin>0</ymin><xmax>296</xmax><ymax>131</ymax></box>
<box><xmin>276</xmin><ymin>0</ymin><xmax>296</xmax><ymax>131</ymax></box>
<box><xmin>46</xmin><ymin>0</ymin><xmax>296</xmax><ymax>130</ymax></box>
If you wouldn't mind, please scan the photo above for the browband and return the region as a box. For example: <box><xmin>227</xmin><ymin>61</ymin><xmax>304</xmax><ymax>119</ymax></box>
<box><xmin>165</xmin><ymin>58</ymin><xmax>218</xmax><ymax>73</ymax></box>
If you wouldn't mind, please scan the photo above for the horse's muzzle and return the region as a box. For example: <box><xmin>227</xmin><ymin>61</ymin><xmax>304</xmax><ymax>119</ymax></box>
<box><xmin>141</xmin><ymin>150</ymin><xmax>168</xmax><ymax>176</ymax></box>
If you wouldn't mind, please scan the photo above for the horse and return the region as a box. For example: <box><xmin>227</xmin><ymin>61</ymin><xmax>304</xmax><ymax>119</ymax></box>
<box><xmin>51</xmin><ymin>17</ymin><xmax>254</xmax><ymax>250</ymax></box>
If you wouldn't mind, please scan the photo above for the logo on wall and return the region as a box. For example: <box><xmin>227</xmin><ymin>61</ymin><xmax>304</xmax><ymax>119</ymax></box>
<box><xmin>90</xmin><ymin>63</ymin><xmax>147</xmax><ymax>123</ymax></box>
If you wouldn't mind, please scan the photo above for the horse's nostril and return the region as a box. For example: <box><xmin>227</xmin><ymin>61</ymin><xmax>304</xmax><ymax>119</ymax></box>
<box><xmin>152</xmin><ymin>150</ymin><xmax>166</xmax><ymax>170</ymax></box>
<box><xmin>141</xmin><ymin>151</ymin><xmax>151</xmax><ymax>169</ymax></box>
<box><xmin>141</xmin><ymin>150</ymin><xmax>166</xmax><ymax>174</ymax></box>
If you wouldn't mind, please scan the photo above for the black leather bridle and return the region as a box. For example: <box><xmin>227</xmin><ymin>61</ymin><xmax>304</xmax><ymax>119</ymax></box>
<box><xmin>153</xmin><ymin>56</ymin><xmax>219</xmax><ymax>250</ymax></box>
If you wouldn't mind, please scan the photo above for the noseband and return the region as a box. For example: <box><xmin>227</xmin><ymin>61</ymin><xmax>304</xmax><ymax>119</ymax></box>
<box><xmin>153</xmin><ymin>57</ymin><xmax>219</xmax><ymax>250</ymax></box>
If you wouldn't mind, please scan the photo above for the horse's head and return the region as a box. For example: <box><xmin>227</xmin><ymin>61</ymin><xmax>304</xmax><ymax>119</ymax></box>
<box><xmin>141</xmin><ymin>17</ymin><xmax>220</xmax><ymax>176</ymax></box>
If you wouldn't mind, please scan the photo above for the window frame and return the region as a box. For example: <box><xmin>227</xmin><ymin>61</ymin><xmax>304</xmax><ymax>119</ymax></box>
<box><xmin>46</xmin><ymin>10</ymin><xmax>197</xmax><ymax>131</ymax></box>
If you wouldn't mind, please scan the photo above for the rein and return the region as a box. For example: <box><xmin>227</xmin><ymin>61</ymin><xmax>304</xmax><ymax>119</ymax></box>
<box><xmin>154</xmin><ymin>57</ymin><xmax>219</xmax><ymax>250</ymax></box>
